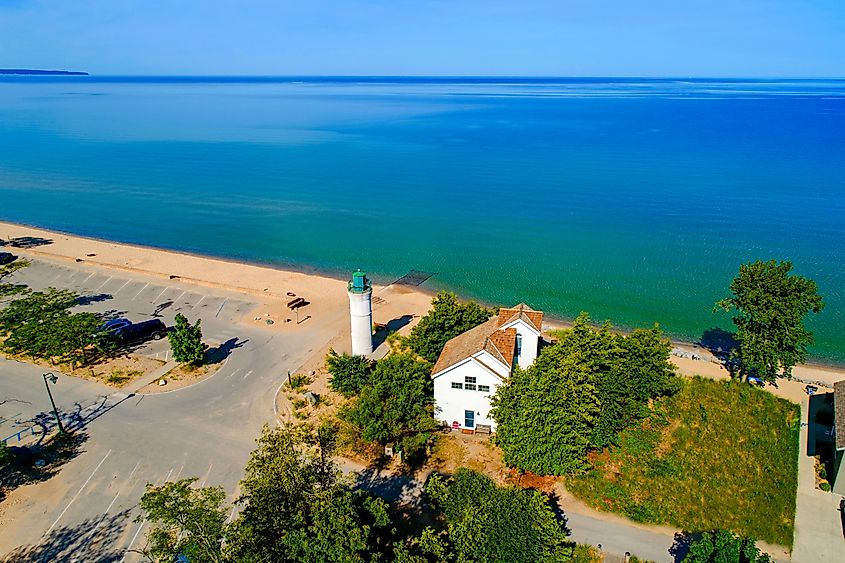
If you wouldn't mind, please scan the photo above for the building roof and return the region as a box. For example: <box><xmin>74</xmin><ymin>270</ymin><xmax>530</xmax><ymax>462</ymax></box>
<box><xmin>497</xmin><ymin>303</ymin><xmax>544</xmax><ymax>333</ymax></box>
<box><xmin>431</xmin><ymin>304</ymin><xmax>543</xmax><ymax>376</ymax></box>
<box><xmin>835</xmin><ymin>380</ymin><xmax>845</xmax><ymax>451</ymax></box>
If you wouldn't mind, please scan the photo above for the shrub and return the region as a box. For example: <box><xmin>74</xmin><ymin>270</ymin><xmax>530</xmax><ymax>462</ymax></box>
<box><xmin>820</xmin><ymin>482</ymin><xmax>831</xmax><ymax>492</ymax></box>
<box><xmin>325</xmin><ymin>349</ymin><xmax>372</xmax><ymax>397</ymax></box>
<box><xmin>406</xmin><ymin>292</ymin><xmax>493</xmax><ymax>363</ymax></box>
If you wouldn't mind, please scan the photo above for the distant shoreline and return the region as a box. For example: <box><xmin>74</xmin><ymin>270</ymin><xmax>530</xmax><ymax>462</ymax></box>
<box><xmin>0</xmin><ymin>69</ymin><xmax>88</xmax><ymax>76</ymax></box>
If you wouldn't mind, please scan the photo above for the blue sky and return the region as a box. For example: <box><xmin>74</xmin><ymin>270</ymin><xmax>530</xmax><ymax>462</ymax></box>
<box><xmin>1</xmin><ymin>0</ymin><xmax>843</xmax><ymax>76</ymax></box>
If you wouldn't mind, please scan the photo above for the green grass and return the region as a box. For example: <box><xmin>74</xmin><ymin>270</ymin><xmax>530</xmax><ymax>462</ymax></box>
<box><xmin>566</xmin><ymin>377</ymin><xmax>800</xmax><ymax>547</ymax></box>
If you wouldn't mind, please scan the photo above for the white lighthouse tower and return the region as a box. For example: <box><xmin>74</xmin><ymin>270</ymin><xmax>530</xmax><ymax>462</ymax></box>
<box><xmin>347</xmin><ymin>270</ymin><xmax>373</xmax><ymax>356</ymax></box>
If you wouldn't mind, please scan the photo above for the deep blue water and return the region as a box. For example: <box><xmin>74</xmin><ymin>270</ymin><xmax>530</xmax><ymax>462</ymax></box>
<box><xmin>1</xmin><ymin>77</ymin><xmax>843</xmax><ymax>362</ymax></box>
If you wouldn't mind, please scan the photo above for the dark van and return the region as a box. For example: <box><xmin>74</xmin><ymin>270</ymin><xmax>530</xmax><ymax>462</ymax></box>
<box><xmin>114</xmin><ymin>319</ymin><xmax>168</xmax><ymax>344</ymax></box>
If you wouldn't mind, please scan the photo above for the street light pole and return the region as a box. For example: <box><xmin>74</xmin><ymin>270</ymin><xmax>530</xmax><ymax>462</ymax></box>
<box><xmin>42</xmin><ymin>372</ymin><xmax>65</xmax><ymax>435</ymax></box>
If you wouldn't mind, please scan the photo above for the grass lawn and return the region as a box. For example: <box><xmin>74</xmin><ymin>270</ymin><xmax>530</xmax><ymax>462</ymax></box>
<box><xmin>566</xmin><ymin>377</ymin><xmax>800</xmax><ymax>547</ymax></box>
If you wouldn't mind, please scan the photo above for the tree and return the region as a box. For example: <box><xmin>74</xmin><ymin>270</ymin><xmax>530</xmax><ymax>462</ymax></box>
<box><xmin>137</xmin><ymin>479</ymin><xmax>229</xmax><ymax>563</ymax></box>
<box><xmin>225</xmin><ymin>424</ymin><xmax>395</xmax><ymax>562</ymax></box>
<box><xmin>406</xmin><ymin>292</ymin><xmax>493</xmax><ymax>363</ymax></box>
<box><xmin>168</xmin><ymin>313</ymin><xmax>205</xmax><ymax>366</ymax></box>
<box><xmin>0</xmin><ymin>288</ymin><xmax>113</xmax><ymax>367</ymax></box>
<box><xmin>492</xmin><ymin>347</ymin><xmax>600</xmax><ymax>474</ymax></box>
<box><xmin>716</xmin><ymin>260</ymin><xmax>824</xmax><ymax>381</ymax></box>
<box><xmin>425</xmin><ymin>469</ymin><xmax>572</xmax><ymax>563</ymax></box>
<box><xmin>325</xmin><ymin>348</ymin><xmax>373</xmax><ymax>397</ymax></box>
<box><xmin>492</xmin><ymin>313</ymin><xmax>677</xmax><ymax>473</ymax></box>
<box><xmin>342</xmin><ymin>352</ymin><xmax>437</xmax><ymax>445</ymax></box>
<box><xmin>682</xmin><ymin>530</ymin><xmax>772</xmax><ymax>563</ymax></box>
<box><xmin>0</xmin><ymin>257</ymin><xmax>29</xmax><ymax>299</ymax></box>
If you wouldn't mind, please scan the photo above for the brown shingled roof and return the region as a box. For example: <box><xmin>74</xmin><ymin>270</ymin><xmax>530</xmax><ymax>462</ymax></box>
<box><xmin>432</xmin><ymin>304</ymin><xmax>544</xmax><ymax>377</ymax></box>
<box><xmin>497</xmin><ymin>303</ymin><xmax>544</xmax><ymax>333</ymax></box>
<box><xmin>835</xmin><ymin>380</ymin><xmax>845</xmax><ymax>451</ymax></box>
<box><xmin>431</xmin><ymin>317</ymin><xmax>499</xmax><ymax>375</ymax></box>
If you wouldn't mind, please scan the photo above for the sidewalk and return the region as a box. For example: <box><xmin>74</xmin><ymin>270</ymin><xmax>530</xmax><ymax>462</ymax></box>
<box><xmin>791</xmin><ymin>395</ymin><xmax>845</xmax><ymax>561</ymax></box>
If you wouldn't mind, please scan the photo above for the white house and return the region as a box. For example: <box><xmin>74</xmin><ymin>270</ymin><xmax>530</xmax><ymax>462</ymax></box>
<box><xmin>432</xmin><ymin>303</ymin><xmax>544</xmax><ymax>433</ymax></box>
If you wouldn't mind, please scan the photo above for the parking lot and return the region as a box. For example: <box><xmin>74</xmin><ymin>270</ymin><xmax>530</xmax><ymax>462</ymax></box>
<box><xmin>6</xmin><ymin>257</ymin><xmax>261</xmax><ymax>357</ymax></box>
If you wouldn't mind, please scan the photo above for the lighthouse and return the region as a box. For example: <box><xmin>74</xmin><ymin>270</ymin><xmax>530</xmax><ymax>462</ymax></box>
<box><xmin>347</xmin><ymin>270</ymin><xmax>373</xmax><ymax>356</ymax></box>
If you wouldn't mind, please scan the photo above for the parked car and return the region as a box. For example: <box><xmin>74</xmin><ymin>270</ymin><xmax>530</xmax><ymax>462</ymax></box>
<box><xmin>99</xmin><ymin>318</ymin><xmax>132</xmax><ymax>333</ymax></box>
<box><xmin>747</xmin><ymin>375</ymin><xmax>765</xmax><ymax>386</ymax></box>
<box><xmin>113</xmin><ymin>319</ymin><xmax>168</xmax><ymax>344</ymax></box>
<box><xmin>0</xmin><ymin>252</ymin><xmax>16</xmax><ymax>265</ymax></box>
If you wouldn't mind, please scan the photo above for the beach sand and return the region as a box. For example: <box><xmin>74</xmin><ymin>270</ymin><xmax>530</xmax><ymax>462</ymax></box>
<box><xmin>1</xmin><ymin>220</ymin><xmax>842</xmax><ymax>389</ymax></box>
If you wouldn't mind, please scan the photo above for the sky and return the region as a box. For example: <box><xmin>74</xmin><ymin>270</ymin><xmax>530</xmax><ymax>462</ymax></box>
<box><xmin>0</xmin><ymin>0</ymin><xmax>843</xmax><ymax>77</ymax></box>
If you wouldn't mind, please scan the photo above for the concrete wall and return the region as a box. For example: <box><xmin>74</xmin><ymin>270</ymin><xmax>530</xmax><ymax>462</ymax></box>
<box><xmin>833</xmin><ymin>449</ymin><xmax>845</xmax><ymax>495</ymax></box>
<box><xmin>433</xmin><ymin>354</ymin><xmax>506</xmax><ymax>431</ymax></box>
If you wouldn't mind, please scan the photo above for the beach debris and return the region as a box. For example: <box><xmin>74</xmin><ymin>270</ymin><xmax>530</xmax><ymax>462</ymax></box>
<box><xmin>285</xmin><ymin>318</ymin><xmax>291</xmax><ymax>323</ymax></box>
<box><xmin>265</xmin><ymin>319</ymin><xmax>274</xmax><ymax>325</ymax></box>
<box><xmin>169</xmin><ymin>274</ymin><xmax>180</xmax><ymax>279</ymax></box>
<box><xmin>286</xmin><ymin>291</ymin><xmax>296</xmax><ymax>297</ymax></box>
<box><xmin>34</xmin><ymin>459</ymin><xmax>46</xmax><ymax>468</ymax></box>
<box><xmin>671</xmin><ymin>347</ymin><xmax>702</xmax><ymax>361</ymax></box>
<box><xmin>86</xmin><ymin>253</ymin><xmax>96</xmax><ymax>257</ymax></box>
<box><xmin>157</xmin><ymin>378</ymin><xmax>167</xmax><ymax>386</ymax></box>
<box><xmin>254</xmin><ymin>316</ymin><xmax>262</xmax><ymax>321</ymax></box>
<box><xmin>75</xmin><ymin>258</ymin><xmax>82</xmax><ymax>262</ymax></box>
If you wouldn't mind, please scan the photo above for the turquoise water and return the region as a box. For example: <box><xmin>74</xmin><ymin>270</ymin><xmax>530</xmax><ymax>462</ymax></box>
<box><xmin>1</xmin><ymin>77</ymin><xmax>843</xmax><ymax>362</ymax></box>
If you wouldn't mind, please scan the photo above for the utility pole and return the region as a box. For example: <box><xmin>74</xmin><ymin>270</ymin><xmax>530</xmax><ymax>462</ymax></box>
<box><xmin>42</xmin><ymin>372</ymin><xmax>65</xmax><ymax>434</ymax></box>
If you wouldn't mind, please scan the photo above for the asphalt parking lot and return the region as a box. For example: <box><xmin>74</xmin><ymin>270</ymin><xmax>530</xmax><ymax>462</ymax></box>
<box><xmin>6</xmin><ymin>257</ymin><xmax>259</xmax><ymax>353</ymax></box>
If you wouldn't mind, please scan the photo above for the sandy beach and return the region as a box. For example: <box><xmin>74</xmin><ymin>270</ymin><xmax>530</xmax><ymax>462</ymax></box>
<box><xmin>1</xmin><ymin>220</ymin><xmax>843</xmax><ymax>388</ymax></box>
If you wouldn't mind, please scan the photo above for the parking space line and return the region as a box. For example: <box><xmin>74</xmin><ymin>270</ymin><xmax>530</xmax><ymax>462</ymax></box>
<box><xmin>115</xmin><ymin>280</ymin><xmax>131</xmax><ymax>294</ymax></box>
<box><xmin>122</xmin><ymin>520</ymin><xmax>146</xmax><ymax>562</ymax></box>
<box><xmin>94</xmin><ymin>276</ymin><xmax>113</xmax><ymax>292</ymax></box>
<box><xmin>215</xmin><ymin>298</ymin><xmax>228</xmax><ymax>318</ymax></box>
<box><xmin>131</xmin><ymin>282</ymin><xmax>150</xmax><ymax>301</ymax></box>
<box><xmin>45</xmin><ymin>449</ymin><xmax>112</xmax><ymax>535</ymax></box>
<box><xmin>152</xmin><ymin>287</ymin><xmax>168</xmax><ymax>303</ymax></box>
<box><xmin>243</xmin><ymin>370</ymin><xmax>254</xmax><ymax>380</ymax></box>
<box><xmin>80</xmin><ymin>271</ymin><xmax>96</xmax><ymax>286</ymax></box>
<box><xmin>199</xmin><ymin>463</ymin><xmax>214</xmax><ymax>487</ymax></box>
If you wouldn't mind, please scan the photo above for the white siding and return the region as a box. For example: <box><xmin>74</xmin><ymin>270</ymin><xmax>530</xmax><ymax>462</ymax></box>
<box><xmin>433</xmin><ymin>358</ymin><xmax>504</xmax><ymax>432</ymax></box>
<box><xmin>503</xmin><ymin>318</ymin><xmax>540</xmax><ymax>370</ymax></box>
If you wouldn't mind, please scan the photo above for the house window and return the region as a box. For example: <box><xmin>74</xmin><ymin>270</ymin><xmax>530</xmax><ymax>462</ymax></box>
<box><xmin>451</xmin><ymin>382</ymin><xmax>463</xmax><ymax>389</ymax></box>
<box><xmin>465</xmin><ymin>376</ymin><xmax>476</xmax><ymax>384</ymax></box>
<box><xmin>478</xmin><ymin>385</ymin><xmax>490</xmax><ymax>393</ymax></box>
<box><xmin>465</xmin><ymin>384</ymin><xmax>477</xmax><ymax>391</ymax></box>
<box><xmin>515</xmin><ymin>333</ymin><xmax>523</xmax><ymax>365</ymax></box>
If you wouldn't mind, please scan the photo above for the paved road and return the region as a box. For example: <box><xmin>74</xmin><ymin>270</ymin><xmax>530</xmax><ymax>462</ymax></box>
<box><xmin>0</xmin><ymin>258</ymin><xmax>333</xmax><ymax>561</ymax></box>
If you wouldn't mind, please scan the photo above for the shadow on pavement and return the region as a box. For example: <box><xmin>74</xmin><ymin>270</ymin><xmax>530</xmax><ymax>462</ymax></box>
<box><xmin>373</xmin><ymin>315</ymin><xmax>415</xmax><ymax>348</ymax></box>
<box><xmin>76</xmin><ymin>293</ymin><xmax>113</xmax><ymax>306</ymax></box>
<box><xmin>1</xmin><ymin>508</ymin><xmax>130</xmax><ymax>562</ymax></box>
<box><xmin>669</xmin><ymin>531</ymin><xmax>700</xmax><ymax>562</ymax></box>
<box><xmin>0</xmin><ymin>431</ymin><xmax>88</xmax><ymax>504</ymax></box>
<box><xmin>1</xmin><ymin>236</ymin><xmax>53</xmax><ymax>249</ymax></box>
<box><xmin>206</xmin><ymin>337</ymin><xmax>247</xmax><ymax>364</ymax></box>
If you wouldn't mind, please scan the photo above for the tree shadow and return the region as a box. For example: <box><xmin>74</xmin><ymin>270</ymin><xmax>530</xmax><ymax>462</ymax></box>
<box><xmin>353</xmin><ymin>467</ymin><xmax>436</xmax><ymax>536</ymax></box>
<box><xmin>206</xmin><ymin>337</ymin><xmax>248</xmax><ymax>364</ymax></box>
<box><xmin>76</xmin><ymin>293</ymin><xmax>113</xmax><ymax>306</ymax></box>
<box><xmin>2</xmin><ymin>236</ymin><xmax>53</xmax><ymax>249</ymax></box>
<box><xmin>669</xmin><ymin>531</ymin><xmax>701</xmax><ymax>562</ymax></box>
<box><xmin>0</xmin><ymin>431</ymin><xmax>89</xmax><ymax>504</ymax></box>
<box><xmin>698</xmin><ymin>327</ymin><xmax>738</xmax><ymax>361</ymax></box>
<box><xmin>372</xmin><ymin>315</ymin><xmax>415</xmax><ymax>348</ymax></box>
<box><xmin>1</xmin><ymin>508</ymin><xmax>131</xmax><ymax>562</ymax></box>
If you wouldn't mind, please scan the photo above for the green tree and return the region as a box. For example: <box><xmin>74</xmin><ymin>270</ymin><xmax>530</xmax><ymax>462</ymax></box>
<box><xmin>168</xmin><ymin>313</ymin><xmax>206</xmax><ymax>366</ymax></box>
<box><xmin>0</xmin><ymin>441</ymin><xmax>11</xmax><ymax>468</ymax></box>
<box><xmin>716</xmin><ymin>260</ymin><xmax>824</xmax><ymax>381</ymax></box>
<box><xmin>425</xmin><ymin>469</ymin><xmax>572</xmax><ymax>563</ymax></box>
<box><xmin>342</xmin><ymin>352</ymin><xmax>437</xmax><ymax>445</ymax></box>
<box><xmin>493</xmin><ymin>313</ymin><xmax>676</xmax><ymax>473</ymax></box>
<box><xmin>326</xmin><ymin>348</ymin><xmax>373</xmax><ymax>397</ymax></box>
<box><xmin>225</xmin><ymin>424</ymin><xmax>395</xmax><ymax>562</ymax></box>
<box><xmin>0</xmin><ymin>288</ymin><xmax>113</xmax><ymax>367</ymax></box>
<box><xmin>0</xmin><ymin>257</ymin><xmax>29</xmax><ymax>299</ymax></box>
<box><xmin>137</xmin><ymin>478</ymin><xmax>229</xmax><ymax>563</ymax></box>
<box><xmin>492</xmin><ymin>346</ymin><xmax>600</xmax><ymax>475</ymax></box>
<box><xmin>406</xmin><ymin>292</ymin><xmax>493</xmax><ymax>363</ymax></box>
<box><xmin>682</xmin><ymin>530</ymin><xmax>772</xmax><ymax>563</ymax></box>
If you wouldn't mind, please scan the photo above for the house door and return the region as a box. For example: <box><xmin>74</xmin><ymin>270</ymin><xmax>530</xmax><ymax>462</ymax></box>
<box><xmin>464</xmin><ymin>410</ymin><xmax>475</xmax><ymax>428</ymax></box>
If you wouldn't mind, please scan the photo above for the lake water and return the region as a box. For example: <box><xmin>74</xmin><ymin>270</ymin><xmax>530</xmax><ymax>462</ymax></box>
<box><xmin>1</xmin><ymin>77</ymin><xmax>843</xmax><ymax>362</ymax></box>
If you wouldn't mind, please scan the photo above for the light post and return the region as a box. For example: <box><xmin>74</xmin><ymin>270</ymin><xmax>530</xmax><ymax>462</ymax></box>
<box><xmin>42</xmin><ymin>372</ymin><xmax>65</xmax><ymax>435</ymax></box>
